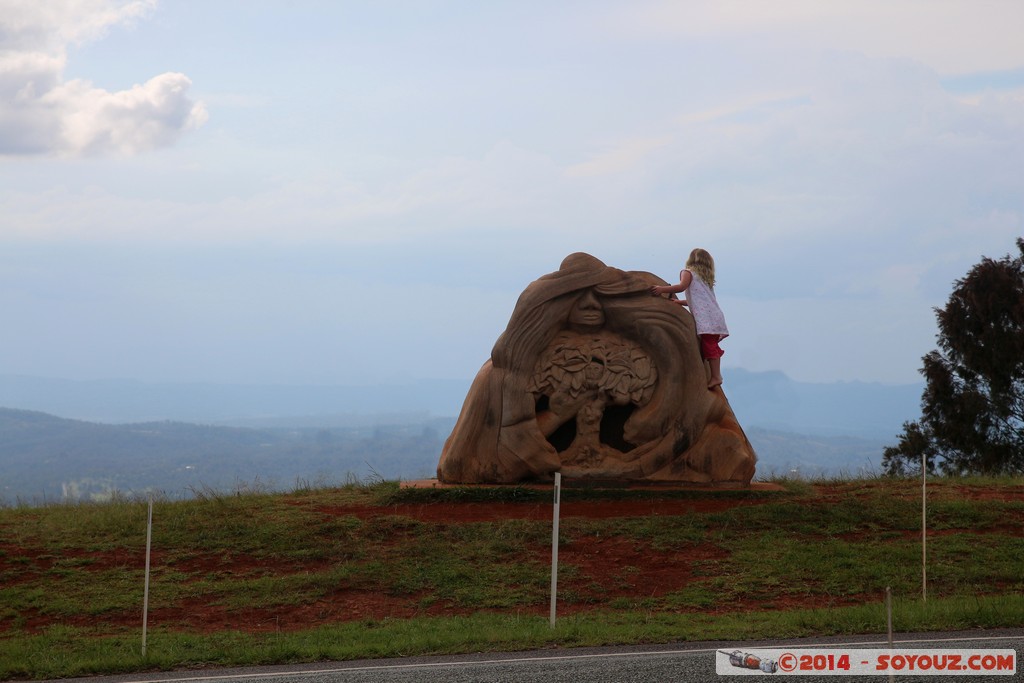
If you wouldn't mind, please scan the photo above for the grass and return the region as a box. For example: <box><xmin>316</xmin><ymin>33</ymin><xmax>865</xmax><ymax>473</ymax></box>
<box><xmin>1</xmin><ymin>476</ymin><xmax>1023</xmax><ymax>679</ymax></box>
<box><xmin>4</xmin><ymin>596</ymin><xmax>1024</xmax><ymax>680</ymax></box>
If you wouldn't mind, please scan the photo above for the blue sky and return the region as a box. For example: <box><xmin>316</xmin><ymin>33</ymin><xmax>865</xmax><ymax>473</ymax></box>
<box><xmin>1</xmin><ymin>0</ymin><xmax>1022</xmax><ymax>387</ymax></box>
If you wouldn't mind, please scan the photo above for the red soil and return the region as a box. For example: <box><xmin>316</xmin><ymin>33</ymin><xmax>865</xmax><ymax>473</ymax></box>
<box><xmin>317</xmin><ymin>497</ymin><xmax>770</xmax><ymax>523</ymax></box>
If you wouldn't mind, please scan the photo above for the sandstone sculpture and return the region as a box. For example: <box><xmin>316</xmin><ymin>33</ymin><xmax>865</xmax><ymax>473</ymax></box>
<box><xmin>437</xmin><ymin>253</ymin><xmax>756</xmax><ymax>486</ymax></box>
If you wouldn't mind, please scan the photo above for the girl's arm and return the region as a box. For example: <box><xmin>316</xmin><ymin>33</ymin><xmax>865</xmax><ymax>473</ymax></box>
<box><xmin>649</xmin><ymin>269</ymin><xmax>693</xmax><ymax>296</ymax></box>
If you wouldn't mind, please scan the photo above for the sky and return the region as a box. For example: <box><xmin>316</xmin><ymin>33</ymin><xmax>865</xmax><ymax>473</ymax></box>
<box><xmin>1</xmin><ymin>0</ymin><xmax>1022</xmax><ymax>389</ymax></box>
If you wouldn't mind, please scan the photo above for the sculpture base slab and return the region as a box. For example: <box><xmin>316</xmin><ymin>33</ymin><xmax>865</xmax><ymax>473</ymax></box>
<box><xmin>401</xmin><ymin>478</ymin><xmax>785</xmax><ymax>492</ymax></box>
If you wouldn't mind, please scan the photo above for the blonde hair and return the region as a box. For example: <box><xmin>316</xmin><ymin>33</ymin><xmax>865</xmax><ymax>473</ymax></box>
<box><xmin>685</xmin><ymin>248</ymin><xmax>716</xmax><ymax>288</ymax></box>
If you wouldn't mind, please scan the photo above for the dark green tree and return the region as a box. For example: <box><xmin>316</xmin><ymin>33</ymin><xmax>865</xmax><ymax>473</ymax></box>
<box><xmin>883</xmin><ymin>238</ymin><xmax>1024</xmax><ymax>476</ymax></box>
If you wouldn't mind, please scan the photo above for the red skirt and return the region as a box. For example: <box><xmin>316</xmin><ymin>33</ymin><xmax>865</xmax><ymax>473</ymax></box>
<box><xmin>699</xmin><ymin>334</ymin><xmax>725</xmax><ymax>360</ymax></box>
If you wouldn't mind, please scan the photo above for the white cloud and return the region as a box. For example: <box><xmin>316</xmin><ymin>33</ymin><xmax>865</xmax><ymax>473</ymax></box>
<box><xmin>0</xmin><ymin>0</ymin><xmax>155</xmax><ymax>48</ymax></box>
<box><xmin>48</xmin><ymin>72</ymin><xmax>206</xmax><ymax>155</ymax></box>
<box><xmin>0</xmin><ymin>0</ymin><xmax>206</xmax><ymax>156</ymax></box>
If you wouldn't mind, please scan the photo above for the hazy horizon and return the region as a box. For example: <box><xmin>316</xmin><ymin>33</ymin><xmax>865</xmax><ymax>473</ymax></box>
<box><xmin>0</xmin><ymin>365</ymin><xmax>924</xmax><ymax>388</ymax></box>
<box><xmin>0</xmin><ymin>367</ymin><xmax>924</xmax><ymax>443</ymax></box>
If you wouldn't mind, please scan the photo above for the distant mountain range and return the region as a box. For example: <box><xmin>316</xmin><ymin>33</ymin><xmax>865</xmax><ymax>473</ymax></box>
<box><xmin>0</xmin><ymin>407</ymin><xmax>450</xmax><ymax>504</ymax></box>
<box><xmin>723</xmin><ymin>368</ymin><xmax>922</xmax><ymax>439</ymax></box>
<box><xmin>0</xmin><ymin>370</ymin><xmax>921</xmax><ymax>438</ymax></box>
<box><xmin>0</xmin><ymin>371</ymin><xmax>924</xmax><ymax>503</ymax></box>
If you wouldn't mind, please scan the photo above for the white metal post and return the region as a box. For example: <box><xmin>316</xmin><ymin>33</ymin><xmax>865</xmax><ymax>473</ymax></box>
<box><xmin>886</xmin><ymin>586</ymin><xmax>894</xmax><ymax>683</ymax></box>
<box><xmin>549</xmin><ymin>472</ymin><xmax>561</xmax><ymax>628</ymax></box>
<box><xmin>886</xmin><ymin>586</ymin><xmax>893</xmax><ymax>645</ymax></box>
<box><xmin>142</xmin><ymin>496</ymin><xmax>153</xmax><ymax>656</ymax></box>
<box><xmin>922</xmin><ymin>452</ymin><xmax>927</xmax><ymax>603</ymax></box>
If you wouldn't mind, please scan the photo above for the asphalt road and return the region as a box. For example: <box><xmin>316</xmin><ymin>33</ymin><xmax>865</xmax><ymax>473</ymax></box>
<box><xmin>49</xmin><ymin>630</ymin><xmax>1022</xmax><ymax>683</ymax></box>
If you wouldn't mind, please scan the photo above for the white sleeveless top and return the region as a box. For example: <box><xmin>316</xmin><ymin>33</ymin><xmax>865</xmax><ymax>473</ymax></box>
<box><xmin>685</xmin><ymin>270</ymin><xmax>729</xmax><ymax>338</ymax></box>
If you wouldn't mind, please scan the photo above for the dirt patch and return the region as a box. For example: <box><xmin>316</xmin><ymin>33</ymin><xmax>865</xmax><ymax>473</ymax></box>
<box><xmin>0</xmin><ymin>546</ymin><xmax>141</xmax><ymax>587</ymax></box>
<box><xmin>949</xmin><ymin>486</ymin><xmax>1024</xmax><ymax>502</ymax></box>
<box><xmin>315</xmin><ymin>497</ymin><xmax>772</xmax><ymax>523</ymax></box>
<box><xmin>544</xmin><ymin>534</ymin><xmax>726</xmax><ymax>608</ymax></box>
<box><xmin>146</xmin><ymin>592</ymin><xmax>454</xmax><ymax>633</ymax></box>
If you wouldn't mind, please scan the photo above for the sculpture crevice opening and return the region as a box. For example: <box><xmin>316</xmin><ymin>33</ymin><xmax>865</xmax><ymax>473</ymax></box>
<box><xmin>599</xmin><ymin>403</ymin><xmax>636</xmax><ymax>453</ymax></box>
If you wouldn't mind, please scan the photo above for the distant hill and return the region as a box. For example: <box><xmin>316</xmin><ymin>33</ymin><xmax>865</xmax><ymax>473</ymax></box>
<box><xmin>743</xmin><ymin>427</ymin><xmax>888</xmax><ymax>478</ymax></box>
<box><xmin>0</xmin><ymin>370</ymin><xmax>921</xmax><ymax>439</ymax></box>
<box><xmin>0</xmin><ymin>407</ymin><xmax>449</xmax><ymax>504</ymax></box>
<box><xmin>724</xmin><ymin>368</ymin><xmax>921</xmax><ymax>439</ymax></box>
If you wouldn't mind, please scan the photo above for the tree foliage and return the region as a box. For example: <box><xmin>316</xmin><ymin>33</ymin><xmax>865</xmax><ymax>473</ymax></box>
<box><xmin>883</xmin><ymin>238</ymin><xmax>1024</xmax><ymax>476</ymax></box>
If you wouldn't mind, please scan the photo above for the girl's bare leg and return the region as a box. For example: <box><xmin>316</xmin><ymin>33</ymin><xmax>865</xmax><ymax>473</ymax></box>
<box><xmin>708</xmin><ymin>357</ymin><xmax>723</xmax><ymax>389</ymax></box>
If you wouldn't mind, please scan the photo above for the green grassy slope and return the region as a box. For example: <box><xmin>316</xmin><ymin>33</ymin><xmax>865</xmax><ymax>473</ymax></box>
<box><xmin>1</xmin><ymin>477</ymin><xmax>1022</xmax><ymax>680</ymax></box>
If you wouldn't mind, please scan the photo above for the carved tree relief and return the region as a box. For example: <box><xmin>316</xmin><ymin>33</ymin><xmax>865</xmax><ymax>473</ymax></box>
<box><xmin>529</xmin><ymin>332</ymin><xmax>656</xmax><ymax>470</ymax></box>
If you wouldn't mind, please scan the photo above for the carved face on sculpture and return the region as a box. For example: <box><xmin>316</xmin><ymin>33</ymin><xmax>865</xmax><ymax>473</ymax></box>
<box><xmin>567</xmin><ymin>289</ymin><xmax>605</xmax><ymax>330</ymax></box>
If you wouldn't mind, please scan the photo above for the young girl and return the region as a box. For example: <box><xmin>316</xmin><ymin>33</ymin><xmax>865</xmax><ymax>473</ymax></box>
<box><xmin>650</xmin><ymin>248</ymin><xmax>729</xmax><ymax>389</ymax></box>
